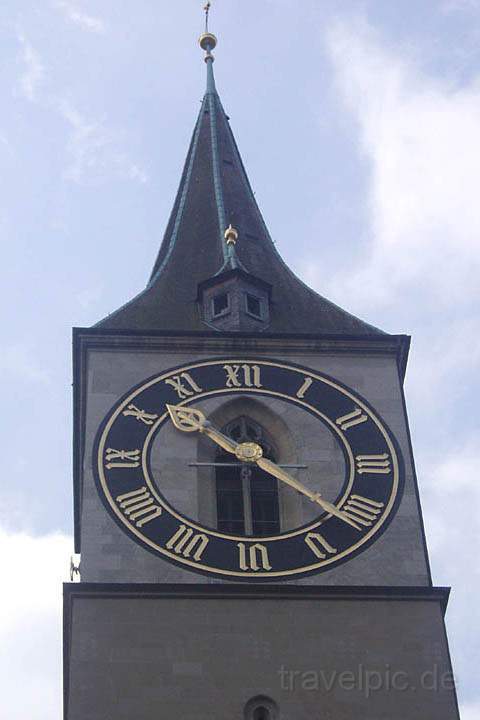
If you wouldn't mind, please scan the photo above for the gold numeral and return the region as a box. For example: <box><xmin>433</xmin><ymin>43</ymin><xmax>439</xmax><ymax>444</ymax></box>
<box><xmin>105</xmin><ymin>448</ymin><xmax>141</xmax><ymax>469</ymax></box>
<box><xmin>223</xmin><ymin>364</ymin><xmax>262</xmax><ymax>389</ymax></box>
<box><xmin>164</xmin><ymin>373</ymin><xmax>203</xmax><ymax>399</ymax></box>
<box><xmin>305</xmin><ymin>532</ymin><xmax>337</xmax><ymax>559</ymax></box>
<box><xmin>166</xmin><ymin>525</ymin><xmax>209</xmax><ymax>561</ymax></box>
<box><xmin>342</xmin><ymin>494</ymin><xmax>384</xmax><ymax>527</ymax></box>
<box><xmin>355</xmin><ymin>453</ymin><xmax>391</xmax><ymax>474</ymax></box>
<box><xmin>122</xmin><ymin>404</ymin><xmax>159</xmax><ymax>426</ymax></box>
<box><xmin>237</xmin><ymin>542</ymin><xmax>272</xmax><ymax>571</ymax></box>
<box><xmin>296</xmin><ymin>376</ymin><xmax>313</xmax><ymax>399</ymax></box>
<box><xmin>116</xmin><ymin>487</ymin><xmax>162</xmax><ymax>527</ymax></box>
<box><xmin>336</xmin><ymin>407</ymin><xmax>368</xmax><ymax>431</ymax></box>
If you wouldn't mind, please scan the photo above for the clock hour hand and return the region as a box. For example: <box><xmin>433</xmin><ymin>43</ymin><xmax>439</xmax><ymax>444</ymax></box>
<box><xmin>256</xmin><ymin>457</ymin><xmax>362</xmax><ymax>531</ymax></box>
<box><xmin>166</xmin><ymin>404</ymin><xmax>239</xmax><ymax>455</ymax></box>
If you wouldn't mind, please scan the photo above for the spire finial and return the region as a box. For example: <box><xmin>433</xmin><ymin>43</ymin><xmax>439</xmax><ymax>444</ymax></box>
<box><xmin>224</xmin><ymin>224</ymin><xmax>238</xmax><ymax>245</ymax></box>
<box><xmin>199</xmin><ymin>2</ymin><xmax>217</xmax><ymax>92</ymax></box>
<box><xmin>204</xmin><ymin>2</ymin><xmax>211</xmax><ymax>33</ymax></box>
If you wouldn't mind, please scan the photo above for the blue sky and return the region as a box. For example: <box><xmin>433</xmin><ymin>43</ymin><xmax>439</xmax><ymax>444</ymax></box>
<box><xmin>1</xmin><ymin>1</ymin><xmax>479</xmax><ymax>718</ymax></box>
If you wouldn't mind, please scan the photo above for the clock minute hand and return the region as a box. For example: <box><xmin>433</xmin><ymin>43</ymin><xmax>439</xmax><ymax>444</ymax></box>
<box><xmin>255</xmin><ymin>457</ymin><xmax>320</xmax><ymax>501</ymax></box>
<box><xmin>255</xmin><ymin>457</ymin><xmax>362</xmax><ymax>531</ymax></box>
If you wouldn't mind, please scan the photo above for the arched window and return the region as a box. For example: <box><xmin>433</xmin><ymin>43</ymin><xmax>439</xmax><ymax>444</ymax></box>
<box><xmin>244</xmin><ymin>695</ymin><xmax>278</xmax><ymax>720</ymax></box>
<box><xmin>215</xmin><ymin>417</ymin><xmax>280</xmax><ymax>536</ymax></box>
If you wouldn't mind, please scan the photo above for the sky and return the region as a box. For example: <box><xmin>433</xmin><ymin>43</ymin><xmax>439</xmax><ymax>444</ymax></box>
<box><xmin>0</xmin><ymin>0</ymin><xmax>479</xmax><ymax>717</ymax></box>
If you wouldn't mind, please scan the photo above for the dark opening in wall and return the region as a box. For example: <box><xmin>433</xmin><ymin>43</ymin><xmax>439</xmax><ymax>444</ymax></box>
<box><xmin>212</xmin><ymin>293</ymin><xmax>229</xmax><ymax>317</ymax></box>
<box><xmin>246</xmin><ymin>293</ymin><xmax>262</xmax><ymax>318</ymax></box>
<box><xmin>253</xmin><ymin>707</ymin><xmax>270</xmax><ymax>720</ymax></box>
<box><xmin>244</xmin><ymin>695</ymin><xmax>278</xmax><ymax>720</ymax></box>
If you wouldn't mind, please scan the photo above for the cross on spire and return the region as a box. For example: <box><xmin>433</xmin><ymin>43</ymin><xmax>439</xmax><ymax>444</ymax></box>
<box><xmin>204</xmin><ymin>2</ymin><xmax>211</xmax><ymax>33</ymax></box>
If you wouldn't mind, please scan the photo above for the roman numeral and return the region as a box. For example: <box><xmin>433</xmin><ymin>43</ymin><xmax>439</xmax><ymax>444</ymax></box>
<box><xmin>296</xmin><ymin>376</ymin><xmax>313</xmax><ymax>399</ymax></box>
<box><xmin>304</xmin><ymin>532</ymin><xmax>337</xmax><ymax>560</ymax></box>
<box><xmin>342</xmin><ymin>494</ymin><xmax>384</xmax><ymax>527</ymax></box>
<box><xmin>355</xmin><ymin>453</ymin><xmax>391</xmax><ymax>474</ymax></box>
<box><xmin>223</xmin><ymin>364</ymin><xmax>262</xmax><ymax>388</ymax></box>
<box><xmin>166</xmin><ymin>525</ymin><xmax>209</xmax><ymax>561</ymax></box>
<box><xmin>122</xmin><ymin>404</ymin><xmax>159</xmax><ymax>426</ymax></box>
<box><xmin>105</xmin><ymin>448</ymin><xmax>141</xmax><ymax>469</ymax></box>
<box><xmin>237</xmin><ymin>542</ymin><xmax>272</xmax><ymax>571</ymax></box>
<box><xmin>164</xmin><ymin>373</ymin><xmax>203</xmax><ymax>399</ymax></box>
<box><xmin>336</xmin><ymin>407</ymin><xmax>368</xmax><ymax>431</ymax></box>
<box><xmin>116</xmin><ymin>487</ymin><xmax>162</xmax><ymax>527</ymax></box>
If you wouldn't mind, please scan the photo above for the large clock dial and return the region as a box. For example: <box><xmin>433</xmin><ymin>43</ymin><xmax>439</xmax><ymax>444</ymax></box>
<box><xmin>93</xmin><ymin>358</ymin><xmax>404</xmax><ymax>580</ymax></box>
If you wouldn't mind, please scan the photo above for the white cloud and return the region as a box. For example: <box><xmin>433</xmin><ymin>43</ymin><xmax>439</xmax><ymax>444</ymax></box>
<box><xmin>314</xmin><ymin>16</ymin><xmax>480</xmax><ymax>419</ymax></box>
<box><xmin>323</xmin><ymin>18</ymin><xmax>480</xmax><ymax>313</ymax></box>
<box><xmin>405</xmin><ymin>316</ymin><xmax>480</xmax><ymax>410</ymax></box>
<box><xmin>422</xmin><ymin>439</ymin><xmax>480</xmax><ymax>560</ymax></box>
<box><xmin>58</xmin><ymin>101</ymin><xmax>148</xmax><ymax>185</ymax></box>
<box><xmin>461</xmin><ymin>701</ymin><xmax>480</xmax><ymax>720</ymax></box>
<box><xmin>442</xmin><ymin>0</ymin><xmax>480</xmax><ymax>13</ymax></box>
<box><xmin>322</xmin><ymin>15</ymin><xmax>480</xmax><ymax>708</ymax></box>
<box><xmin>0</xmin><ymin>133</ymin><xmax>12</xmax><ymax>152</ymax></box>
<box><xmin>17</xmin><ymin>34</ymin><xmax>45</xmax><ymax>102</ymax></box>
<box><xmin>419</xmin><ymin>441</ymin><xmax>480</xmax><ymax>708</ymax></box>
<box><xmin>128</xmin><ymin>163</ymin><xmax>149</xmax><ymax>184</ymax></box>
<box><xmin>0</xmin><ymin>527</ymin><xmax>72</xmax><ymax>720</ymax></box>
<box><xmin>15</xmin><ymin>31</ymin><xmax>145</xmax><ymax>186</ymax></box>
<box><xmin>76</xmin><ymin>284</ymin><xmax>104</xmax><ymax>309</ymax></box>
<box><xmin>54</xmin><ymin>0</ymin><xmax>105</xmax><ymax>34</ymax></box>
<box><xmin>0</xmin><ymin>345</ymin><xmax>51</xmax><ymax>385</ymax></box>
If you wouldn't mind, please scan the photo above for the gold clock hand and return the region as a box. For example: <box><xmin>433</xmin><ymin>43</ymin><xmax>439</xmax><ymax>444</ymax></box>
<box><xmin>166</xmin><ymin>404</ymin><xmax>239</xmax><ymax>455</ymax></box>
<box><xmin>167</xmin><ymin>404</ymin><xmax>361</xmax><ymax>531</ymax></box>
<box><xmin>256</xmin><ymin>457</ymin><xmax>320</xmax><ymax>501</ymax></box>
<box><xmin>256</xmin><ymin>457</ymin><xmax>362</xmax><ymax>531</ymax></box>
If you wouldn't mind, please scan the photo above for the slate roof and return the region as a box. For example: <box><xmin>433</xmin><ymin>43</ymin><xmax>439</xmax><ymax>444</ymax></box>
<box><xmin>97</xmin><ymin>54</ymin><xmax>385</xmax><ymax>336</ymax></box>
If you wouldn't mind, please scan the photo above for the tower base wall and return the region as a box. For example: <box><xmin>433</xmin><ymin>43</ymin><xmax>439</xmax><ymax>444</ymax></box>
<box><xmin>64</xmin><ymin>584</ymin><xmax>459</xmax><ymax>720</ymax></box>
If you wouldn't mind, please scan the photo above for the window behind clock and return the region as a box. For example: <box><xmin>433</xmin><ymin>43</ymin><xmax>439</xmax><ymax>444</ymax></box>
<box><xmin>215</xmin><ymin>417</ymin><xmax>280</xmax><ymax>536</ymax></box>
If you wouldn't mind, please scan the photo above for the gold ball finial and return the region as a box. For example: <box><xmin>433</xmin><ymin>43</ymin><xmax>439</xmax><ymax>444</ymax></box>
<box><xmin>199</xmin><ymin>32</ymin><xmax>217</xmax><ymax>52</ymax></box>
<box><xmin>224</xmin><ymin>224</ymin><xmax>239</xmax><ymax>245</ymax></box>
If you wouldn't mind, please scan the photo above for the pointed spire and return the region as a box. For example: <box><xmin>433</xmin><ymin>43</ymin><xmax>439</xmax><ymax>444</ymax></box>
<box><xmin>96</xmin><ymin>12</ymin><xmax>385</xmax><ymax>337</ymax></box>
<box><xmin>198</xmin><ymin>7</ymin><xmax>246</xmax><ymax>274</ymax></box>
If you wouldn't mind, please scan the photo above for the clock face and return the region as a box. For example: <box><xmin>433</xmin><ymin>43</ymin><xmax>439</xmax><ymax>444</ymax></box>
<box><xmin>93</xmin><ymin>358</ymin><xmax>404</xmax><ymax>580</ymax></box>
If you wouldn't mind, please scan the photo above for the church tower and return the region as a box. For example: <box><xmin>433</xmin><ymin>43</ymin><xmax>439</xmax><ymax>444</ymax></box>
<box><xmin>64</xmin><ymin>12</ymin><xmax>460</xmax><ymax>720</ymax></box>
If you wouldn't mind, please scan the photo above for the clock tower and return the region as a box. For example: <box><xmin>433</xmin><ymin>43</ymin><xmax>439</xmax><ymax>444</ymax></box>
<box><xmin>64</xmin><ymin>16</ymin><xmax>460</xmax><ymax>720</ymax></box>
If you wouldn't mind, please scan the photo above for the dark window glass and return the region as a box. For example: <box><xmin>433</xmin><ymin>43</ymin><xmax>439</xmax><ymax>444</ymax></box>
<box><xmin>253</xmin><ymin>709</ymin><xmax>270</xmax><ymax>720</ymax></box>
<box><xmin>251</xmin><ymin>474</ymin><xmax>280</xmax><ymax>536</ymax></box>
<box><xmin>215</xmin><ymin>417</ymin><xmax>280</xmax><ymax>536</ymax></box>
<box><xmin>213</xmin><ymin>293</ymin><xmax>228</xmax><ymax>316</ymax></box>
<box><xmin>216</xmin><ymin>466</ymin><xmax>245</xmax><ymax>535</ymax></box>
<box><xmin>246</xmin><ymin>293</ymin><xmax>262</xmax><ymax>318</ymax></box>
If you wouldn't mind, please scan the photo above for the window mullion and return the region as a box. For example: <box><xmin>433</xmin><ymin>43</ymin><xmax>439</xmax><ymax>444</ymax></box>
<box><xmin>241</xmin><ymin>466</ymin><xmax>253</xmax><ymax>535</ymax></box>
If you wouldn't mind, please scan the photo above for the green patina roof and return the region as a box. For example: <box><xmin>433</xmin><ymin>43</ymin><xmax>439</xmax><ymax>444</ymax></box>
<box><xmin>97</xmin><ymin>49</ymin><xmax>384</xmax><ymax>336</ymax></box>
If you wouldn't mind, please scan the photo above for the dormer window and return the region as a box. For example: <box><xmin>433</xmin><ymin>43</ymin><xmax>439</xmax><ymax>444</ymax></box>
<box><xmin>246</xmin><ymin>293</ymin><xmax>262</xmax><ymax>319</ymax></box>
<box><xmin>212</xmin><ymin>293</ymin><xmax>229</xmax><ymax>317</ymax></box>
<box><xmin>198</xmin><ymin>270</ymin><xmax>271</xmax><ymax>330</ymax></box>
